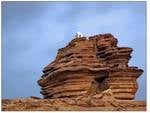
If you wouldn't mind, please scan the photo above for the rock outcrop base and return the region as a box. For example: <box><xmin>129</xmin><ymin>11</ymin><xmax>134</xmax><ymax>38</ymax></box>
<box><xmin>2</xmin><ymin>97</ymin><xmax>146</xmax><ymax>111</ymax></box>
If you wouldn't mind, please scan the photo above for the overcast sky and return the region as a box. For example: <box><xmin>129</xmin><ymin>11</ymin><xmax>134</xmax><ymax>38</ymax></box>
<box><xmin>2</xmin><ymin>1</ymin><xmax>146</xmax><ymax>100</ymax></box>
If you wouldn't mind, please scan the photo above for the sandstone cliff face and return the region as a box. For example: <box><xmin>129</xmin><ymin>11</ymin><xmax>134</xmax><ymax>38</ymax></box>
<box><xmin>2</xmin><ymin>33</ymin><xmax>146</xmax><ymax>111</ymax></box>
<box><xmin>38</xmin><ymin>33</ymin><xmax>143</xmax><ymax>100</ymax></box>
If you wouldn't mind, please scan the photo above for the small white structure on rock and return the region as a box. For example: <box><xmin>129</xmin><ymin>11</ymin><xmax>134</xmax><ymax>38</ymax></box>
<box><xmin>75</xmin><ymin>31</ymin><xmax>83</xmax><ymax>38</ymax></box>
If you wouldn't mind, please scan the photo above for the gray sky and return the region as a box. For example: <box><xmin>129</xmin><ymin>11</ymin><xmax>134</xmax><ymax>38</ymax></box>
<box><xmin>2</xmin><ymin>1</ymin><xmax>146</xmax><ymax>100</ymax></box>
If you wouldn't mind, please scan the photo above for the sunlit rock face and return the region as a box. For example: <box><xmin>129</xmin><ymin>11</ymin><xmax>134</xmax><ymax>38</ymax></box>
<box><xmin>38</xmin><ymin>33</ymin><xmax>143</xmax><ymax>100</ymax></box>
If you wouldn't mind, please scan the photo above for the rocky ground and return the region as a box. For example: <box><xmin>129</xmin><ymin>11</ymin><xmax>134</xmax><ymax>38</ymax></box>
<box><xmin>2</xmin><ymin>97</ymin><xmax>146</xmax><ymax>111</ymax></box>
<box><xmin>2</xmin><ymin>90</ymin><xmax>146</xmax><ymax>111</ymax></box>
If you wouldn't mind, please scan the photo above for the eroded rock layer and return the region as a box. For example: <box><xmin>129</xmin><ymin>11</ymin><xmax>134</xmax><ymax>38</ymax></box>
<box><xmin>38</xmin><ymin>33</ymin><xmax>143</xmax><ymax>100</ymax></box>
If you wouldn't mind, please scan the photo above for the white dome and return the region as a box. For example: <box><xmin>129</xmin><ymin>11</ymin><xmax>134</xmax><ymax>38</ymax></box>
<box><xmin>76</xmin><ymin>31</ymin><xmax>83</xmax><ymax>37</ymax></box>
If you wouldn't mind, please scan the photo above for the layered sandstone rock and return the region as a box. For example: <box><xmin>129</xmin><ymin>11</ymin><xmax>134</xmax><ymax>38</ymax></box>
<box><xmin>2</xmin><ymin>33</ymin><xmax>145</xmax><ymax>111</ymax></box>
<box><xmin>38</xmin><ymin>33</ymin><xmax>143</xmax><ymax>100</ymax></box>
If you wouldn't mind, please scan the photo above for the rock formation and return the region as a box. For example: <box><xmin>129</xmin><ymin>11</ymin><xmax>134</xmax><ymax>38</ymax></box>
<box><xmin>2</xmin><ymin>33</ymin><xmax>146</xmax><ymax>111</ymax></box>
<box><xmin>38</xmin><ymin>33</ymin><xmax>143</xmax><ymax>100</ymax></box>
